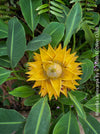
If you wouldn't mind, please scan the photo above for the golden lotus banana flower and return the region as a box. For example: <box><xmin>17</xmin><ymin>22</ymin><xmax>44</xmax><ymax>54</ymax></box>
<box><xmin>26</xmin><ymin>44</ymin><xmax>82</xmax><ymax>100</ymax></box>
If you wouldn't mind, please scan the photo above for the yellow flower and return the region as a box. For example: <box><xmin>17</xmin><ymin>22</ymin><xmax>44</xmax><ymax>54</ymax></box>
<box><xmin>26</xmin><ymin>44</ymin><xmax>82</xmax><ymax>100</ymax></box>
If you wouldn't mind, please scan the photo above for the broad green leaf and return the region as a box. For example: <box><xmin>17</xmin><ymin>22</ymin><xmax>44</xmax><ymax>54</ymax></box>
<box><xmin>0</xmin><ymin>56</ymin><xmax>10</xmax><ymax>68</ymax></box>
<box><xmin>64</xmin><ymin>3</ymin><xmax>82</xmax><ymax>46</ymax></box>
<box><xmin>79</xmin><ymin>114</ymin><xmax>100</xmax><ymax>134</ymax></box>
<box><xmin>79</xmin><ymin>50</ymin><xmax>93</xmax><ymax>60</ymax></box>
<box><xmin>53</xmin><ymin>111</ymin><xmax>80</xmax><ymax>134</ymax></box>
<box><xmin>15</xmin><ymin>127</ymin><xmax>24</xmax><ymax>134</ymax></box>
<box><xmin>21</xmin><ymin>20</ymin><xmax>32</xmax><ymax>36</ymax></box>
<box><xmin>9</xmin><ymin>86</ymin><xmax>34</xmax><ymax>98</ymax></box>
<box><xmin>24</xmin><ymin>95</ymin><xmax>40</xmax><ymax>106</ymax></box>
<box><xmin>0</xmin><ymin>108</ymin><xmax>25</xmax><ymax>134</ymax></box>
<box><xmin>24</xmin><ymin>97</ymin><xmax>51</xmax><ymax>134</ymax></box>
<box><xmin>84</xmin><ymin>94</ymin><xmax>100</xmax><ymax>112</ymax></box>
<box><xmin>0</xmin><ymin>46</ymin><xmax>7</xmax><ymax>56</ymax></box>
<box><xmin>49</xmin><ymin>113</ymin><xmax>63</xmax><ymax>134</ymax></box>
<box><xmin>39</xmin><ymin>14</ymin><xmax>50</xmax><ymax>27</ymax></box>
<box><xmin>58</xmin><ymin>91</ymin><xmax>87</xmax><ymax>105</ymax></box>
<box><xmin>68</xmin><ymin>92</ymin><xmax>86</xmax><ymax>119</ymax></box>
<box><xmin>80</xmin><ymin>59</ymin><xmax>94</xmax><ymax>84</ymax></box>
<box><xmin>27</xmin><ymin>34</ymin><xmax>51</xmax><ymax>51</ymax></box>
<box><xmin>0</xmin><ymin>67</ymin><xmax>11</xmax><ymax>85</ymax></box>
<box><xmin>43</xmin><ymin>22</ymin><xmax>65</xmax><ymax>47</ymax></box>
<box><xmin>7</xmin><ymin>17</ymin><xmax>26</xmax><ymax>68</ymax></box>
<box><xmin>82</xmin><ymin>22</ymin><xmax>95</xmax><ymax>45</ymax></box>
<box><xmin>0</xmin><ymin>41</ymin><xmax>7</xmax><ymax>56</ymax></box>
<box><xmin>0</xmin><ymin>19</ymin><xmax>8</xmax><ymax>39</ymax></box>
<box><xmin>56</xmin><ymin>5</ymin><xmax>69</xmax><ymax>23</ymax></box>
<box><xmin>19</xmin><ymin>0</ymin><xmax>42</xmax><ymax>32</ymax></box>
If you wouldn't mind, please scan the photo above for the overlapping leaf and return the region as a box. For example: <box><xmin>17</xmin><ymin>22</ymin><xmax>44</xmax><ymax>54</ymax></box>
<box><xmin>53</xmin><ymin>111</ymin><xmax>80</xmax><ymax>134</ymax></box>
<box><xmin>0</xmin><ymin>108</ymin><xmax>25</xmax><ymax>134</ymax></box>
<box><xmin>24</xmin><ymin>98</ymin><xmax>51</xmax><ymax>134</ymax></box>
<box><xmin>64</xmin><ymin>2</ymin><xmax>82</xmax><ymax>46</ymax></box>
<box><xmin>7</xmin><ymin>17</ymin><xmax>26</xmax><ymax>68</ymax></box>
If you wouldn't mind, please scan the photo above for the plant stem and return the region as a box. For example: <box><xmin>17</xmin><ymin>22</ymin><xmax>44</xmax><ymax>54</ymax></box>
<box><xmin>12</xmin><ymin>69</ymin><xmax>26</xmax><ymax>81</ymax></box>
<box><xmin>6</xmin><ymin>77</ymin><xmax>18</xmax><ymax>81</ymax></box>
<box><xmin>32</xmin><ymin>32</ymin><xmax>34</xmax><ymax>38</ymax></box>
<box><xmin>75</xmin><ymin>41</ymin><xmax>88</xmax><ymax>51</ymax></box>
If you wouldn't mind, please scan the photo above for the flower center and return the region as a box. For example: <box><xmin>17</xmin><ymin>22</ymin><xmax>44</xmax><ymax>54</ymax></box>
<box><xmin>46</xmin><ymin>63</ymin><xmax>62</xmax><ymax>78</ymax></box>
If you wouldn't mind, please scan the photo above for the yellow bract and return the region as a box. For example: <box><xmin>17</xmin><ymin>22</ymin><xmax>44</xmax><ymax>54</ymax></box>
<box><xmin>26</xmin><ymin>44</ymin><xmax>82</xmax><ymax>100</ymax></box>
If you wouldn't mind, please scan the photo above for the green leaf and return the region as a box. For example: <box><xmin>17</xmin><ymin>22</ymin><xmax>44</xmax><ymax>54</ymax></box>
<box><xmin>0</xmin><ymin>19</ymin><xmax>8</xmax><ymax>39</ymax></box>
<box><xmin>50</xmin><ymin>6</ymin><xmax>63</xmax><ymax>13</ymax></box>
<box><xmin>0</xmin><ymin>46</ymin><xmax>7</xmax><ymax>56</ymax></box>
<box><xmin>82</xmin><ymin>22</ymin><xmax>95</xmax><ymax>45</ymax></box>
<box><xmin>68</xmin><ymin>92</ymin><xmax>86</xmax><ymax>119</ymax></box>
<box><xmin>64</xmin><ymin>2</ymin><xmax>82</xmax><ymax>46</ymax></box>
<box><xmin>0</xmin><ymin>67</ymin><xmax>11</xmax><ymax>85</ymax></box>
<box><xmin>15</xmin><ymin>127</ymin><xmax>24</xmax><ymax>134</ymax></box>
<box><xmin>55</xmin><ymin>0</ymin><xmax>65</xmax><ymax>5</ymax></box>
<box><xmin>49</xmin><ymin>113</ymin><xmax>63</xmax><ymax>134</ymax></box>
<box><xmin>56</xmin><ymin>5</ymin><xmax>69</xmax><ymax>23</ymax></box>
<box><xmin>89</xmin><ymin>12</ymin><xmax>99</xmax><ymax>26</ymax></box>
<box><xmin>36</xmin><ymin>4</ymin><xmax>49</xmax><ymax>11</ymax></box>
<box><xmin>43</xmin><ymin>22</ymin><xmax>65</xmax><ymax>47</ymax></box>
<box><xmin>80</xmin><ymin>59</ymin><xmax>94</xmax><ymax>84</ymax></box>
<box><xmin>24</xmin><ymin>95</ymin><xmax>40</xmax><ymax>106</ymax></box>
<box><xmin>84</xmin><ymin>94</ymin><xmax>100</xmax><ymax>112</ymax></box>
<box><xmin>0</xmin><ymin>56</ymin><xmax>10</xmax><ymax>68</ymax></box>
<box><xmin>27</xmin><ymin>33</ymin><xmax>51</xmax><ymax>51</ymax></box>
<box><xmin>50</xmin><ymin>10</ymin><xmax>64</xmax><ymax>17</ymax></box>
<box><xmin>38</xmin><ymin>9</ymin><xmax>49</xmax><ymax>15</ymax></box>
<box><xmin>9</xmin><ymin>86</ymin><xmax>35</xmax><ymax>98</ymax></box>
<box><xmin>70</xmin><ymin>0</ymin><xmax>83</xmax><ymax>3</ymax></box>
<box><xmin>19</xmin><ymin>0</ymin><xmax>42</xmax><ymax>32</ymax></box>
<box><xmin>50</xmin><ymin>1</ymin><xmax>63</xmax><ymax>9</ymax></box>
<box><xmin>0</xmin><ymin>42</ymin><xmax>7</xmax><ymax>56</ymax></box>
<box><xmin>58</xmin><ymin>91</ymin><xmax>87</xmax><ymax>105</ymax></box>
<box><xmin>79</xmin><ymin>114</ymin><xmax>100</xmax><ymax>134</ymax></box>
<box><xmin>79</xmin><ymin>50</ymin><xmax>93</xmax><ymax>60</ymax></box>
<box><xmin>53</xmin><ymin>111</ymin><xmax>80</xmax><ymax>134</ymax></box>
<box><xmin>7</xmin><ymin>17</ymin><xmax>26</xmax><ymax>68</ymax></box>
<box><xmin>24</xmin><ymin>97</ymin><xmax>51</xmax><ymax>134</ymax></box>
<box><xmin>0</xmin><ymin>108</ymin><xmax>25</xmax><ymax>134</ymax></box>
<box><xmin>39</xmin><ymin>14</ymin><xmax>50</xmax><ymax>27</ymax></box>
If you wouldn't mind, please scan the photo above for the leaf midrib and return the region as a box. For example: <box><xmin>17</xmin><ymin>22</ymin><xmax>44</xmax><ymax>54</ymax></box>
<box><xmin>85</xmin><ymin>119</ymin><xmax>98</xmax><ymax>134</ymax></box>
<box><xmin>10</xmin><ymin>22</ymin><xmax>14</xmax><ymax>67</ymax></box>
<box><xmin>67</xmin><ymin>112</ymin><xmax>71</xmax><ymax>134</ymax></box>
<box><xmin>35</xmin><ymin>99</ymin><xmax>46</xmax><ymax>134</ymax></box>
<box><xmin>0</xmin><ymin>121</ymin><xmax>25</xmax><ymax>124</ymax></box>
<box><xmin>65</xmin><ymin>7</ymin><xmax>78</xmax><ymax>44</ymax></box>
<box><xmin>69</xmin><ymin>93</ymin><xmax>85</xmax><ymax>118</ymax></box>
